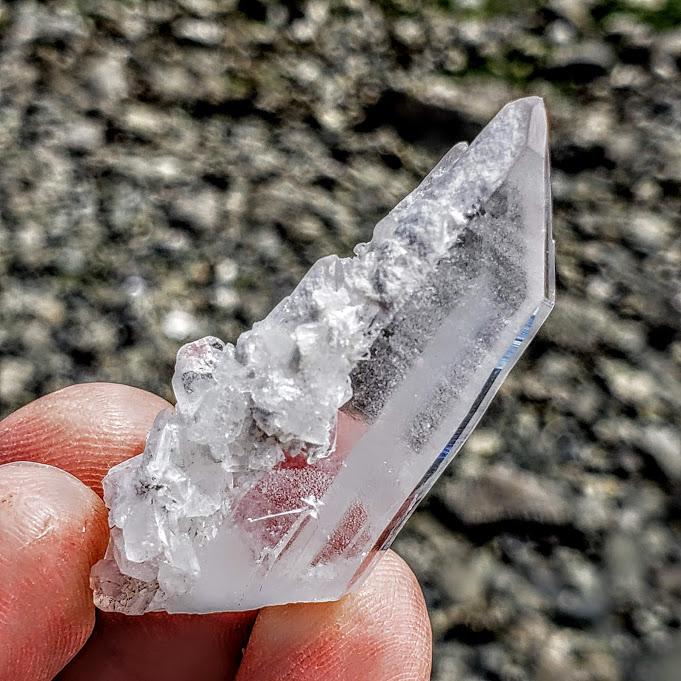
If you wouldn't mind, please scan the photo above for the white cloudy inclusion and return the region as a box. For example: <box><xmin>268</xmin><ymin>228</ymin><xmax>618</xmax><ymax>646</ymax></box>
<box><xmin>92</xmin><ymin>97</ymin><xmax>555</xmax><ymax>614</ymax></box>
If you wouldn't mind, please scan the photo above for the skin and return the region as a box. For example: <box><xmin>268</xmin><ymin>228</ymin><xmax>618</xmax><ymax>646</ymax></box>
<box><xmin>0</xmin><ymin>383</ymin><xmax>432</xmax><ymax>681</ymax></box>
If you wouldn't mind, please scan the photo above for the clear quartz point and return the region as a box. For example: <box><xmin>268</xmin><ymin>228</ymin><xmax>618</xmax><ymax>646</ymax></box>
<box><xmin>92</xmin><ymin>97</ymin><xmax>555</xmax><ymax>614</ymax></box>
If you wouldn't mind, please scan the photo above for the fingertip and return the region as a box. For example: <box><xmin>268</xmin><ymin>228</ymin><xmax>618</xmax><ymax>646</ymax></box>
<box><xmin>0</xmin><ymin>460</ymin><xmax>109</xmax><ymax>558</ymax></box>
<box><xmin>236</xmin><ymin>550</ymin><xmax>432</xmax><ymax>681</ymax></box>
<box><xmin>0</xmin><ymin>383</ymin><xmax>170</xmax><ymax>496</ymax></box>
<box><xmin>360</xmin><ymin>549</ymin><xmax>429</xmax><ymax>612</ymax></box>
<box><xmin>0</xmin><ymin>461</ymin><xmax>109</xmax><ymax>681</ymax></box>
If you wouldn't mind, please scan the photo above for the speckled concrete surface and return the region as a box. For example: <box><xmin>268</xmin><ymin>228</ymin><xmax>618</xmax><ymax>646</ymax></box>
<box><xmin>0</xmin><ymin>1</ymin><xmax>680</xmax><ymax>679</ymax></box>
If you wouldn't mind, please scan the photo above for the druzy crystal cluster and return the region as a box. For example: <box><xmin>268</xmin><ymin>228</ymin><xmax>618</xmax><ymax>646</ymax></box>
<box><xmin>92</xmin><ymin>97</ymin><xmax>555</xmax><ymax>614</ymax></box>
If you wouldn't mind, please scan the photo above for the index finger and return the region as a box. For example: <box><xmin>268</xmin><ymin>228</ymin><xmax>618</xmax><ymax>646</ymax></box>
<box><xmin>0</xmin><ymin>382</ymin><xmax>169</xmax><ymax>496</ymax></box>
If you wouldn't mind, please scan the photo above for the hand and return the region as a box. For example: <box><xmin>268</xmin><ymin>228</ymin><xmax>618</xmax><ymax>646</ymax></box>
<box><xmin>0</xmin><ymin>383</ymin><xmax>432</xmax><ymax>681</ymax></box>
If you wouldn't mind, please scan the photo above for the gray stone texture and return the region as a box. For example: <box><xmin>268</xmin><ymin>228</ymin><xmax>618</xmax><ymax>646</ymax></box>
<box><xmin>0</xmin><ymin>1</ymin><xmax>680</xmax><ymax>678</ymax></box>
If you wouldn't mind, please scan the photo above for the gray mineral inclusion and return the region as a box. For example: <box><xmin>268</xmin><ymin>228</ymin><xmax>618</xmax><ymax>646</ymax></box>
<box><xmin>92</xmin><ymin>97</ymin><xmax>555</xmax><ymax>614</ymax></box>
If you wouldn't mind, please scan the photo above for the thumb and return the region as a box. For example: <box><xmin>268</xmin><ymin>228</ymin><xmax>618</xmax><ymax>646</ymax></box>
<box><xmin>0</xmin><ymin>462</ymin><xmax>109</xmax><ymax>681</ymax></box>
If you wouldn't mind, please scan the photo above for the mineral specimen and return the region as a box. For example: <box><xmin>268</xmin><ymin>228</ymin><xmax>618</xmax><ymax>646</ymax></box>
<box><xmin>92</xmin><ymin>96</ymin><xmax>555</xmax><ymax>614</ymax></box>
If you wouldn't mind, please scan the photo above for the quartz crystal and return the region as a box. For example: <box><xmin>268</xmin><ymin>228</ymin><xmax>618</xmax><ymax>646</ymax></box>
<box><xmin>92</xmin><ymin>96</ymin><xmax>555</xmax><ymax>614</ymax></box>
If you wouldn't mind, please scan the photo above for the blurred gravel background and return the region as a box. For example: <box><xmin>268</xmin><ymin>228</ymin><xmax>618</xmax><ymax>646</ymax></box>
<box><xmin>0</xmin><ymin>1</ymin><xmax>680</xmax><ymax>679</ymax></box>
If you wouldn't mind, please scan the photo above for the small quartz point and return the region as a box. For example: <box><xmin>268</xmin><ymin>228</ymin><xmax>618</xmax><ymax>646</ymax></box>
<box><xmin>92</xmin><ymin>97</ymin><xmax>555</xmax><ymax>614</ymax></box>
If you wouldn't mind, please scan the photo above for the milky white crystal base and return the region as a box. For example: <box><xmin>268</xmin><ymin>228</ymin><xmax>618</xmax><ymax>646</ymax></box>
<box><xmin>92</xmin><ymin>97</ymin><xmax>555</xmax><ymax>614</ymax></box>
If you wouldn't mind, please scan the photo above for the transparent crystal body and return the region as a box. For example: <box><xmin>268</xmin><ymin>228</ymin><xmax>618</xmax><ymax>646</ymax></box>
<box><xmin>92</xmin><ymin>97</ymin><xmax>555</xmax><ymax>614</ymax></box>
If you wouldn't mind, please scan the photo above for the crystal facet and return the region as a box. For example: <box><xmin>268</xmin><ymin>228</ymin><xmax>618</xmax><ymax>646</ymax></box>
<box><xmin>92</xmin><ymin>96</ymin><xmax>555</xmax><ymax>614</ymax></box>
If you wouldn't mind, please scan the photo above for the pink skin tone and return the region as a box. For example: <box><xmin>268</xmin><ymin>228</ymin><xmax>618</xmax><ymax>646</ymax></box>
<box><xmin>0</xmin><ymin>383</ymin><xmax>432</xmax><ymax>681</ymax></box>
<box><xmin>235</xmin><ymin>411</ymin><xmax>370</xmax><ymax>563</ymax></box>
